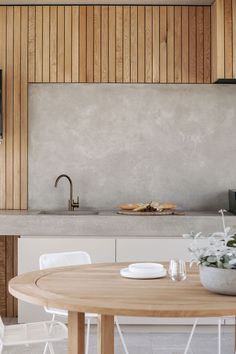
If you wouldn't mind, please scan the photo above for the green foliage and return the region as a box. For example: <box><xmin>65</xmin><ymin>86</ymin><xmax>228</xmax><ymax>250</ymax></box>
<box><xmin>183</xmin><ymin>210</ymin><xmax>236</xmax><ymax>269</ymax></box>
<box><xmin>226</xmin><ymin>234</ymin><xmax>236</xmax><ymax>248</ymax></box>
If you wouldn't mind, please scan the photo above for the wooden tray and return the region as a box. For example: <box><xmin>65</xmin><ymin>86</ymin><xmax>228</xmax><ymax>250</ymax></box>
<box><xmin>117</xmin><ymin>210</ymin><xmax>185</xmax><ymax>216</ymax></box>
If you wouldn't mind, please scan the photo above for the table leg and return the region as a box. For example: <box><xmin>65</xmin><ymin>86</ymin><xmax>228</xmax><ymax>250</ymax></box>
<box><xmin>68</xmin><ymin>311</ymin><xmax>85</xmax><ymax>354</ymax></box>
<box><xmin>235</xmin><ymin>316</ymin><xmax>236</xmax><ymax>354</ymax></box>
<box><xmin>97</xmin><ymin>315</ymin><xmax>114</xmax><ymax>354</ymax></box>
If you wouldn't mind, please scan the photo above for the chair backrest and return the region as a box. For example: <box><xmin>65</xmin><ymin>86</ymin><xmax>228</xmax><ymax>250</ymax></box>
<box><xmin>0</xmin><ymin>316</ymin><xmax>5</xmax><ymax>340</ymax></box>
<box><xmin>39</xmin><ymin>251</ymin><xmax>91</xmax><ymax>270</ymax></box>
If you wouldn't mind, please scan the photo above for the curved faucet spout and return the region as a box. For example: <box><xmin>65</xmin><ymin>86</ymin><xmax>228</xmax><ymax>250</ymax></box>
<box><xmin>54</xmin><ymin>174</ymin><xmax>79</xmax><ymax>211</ymax></box>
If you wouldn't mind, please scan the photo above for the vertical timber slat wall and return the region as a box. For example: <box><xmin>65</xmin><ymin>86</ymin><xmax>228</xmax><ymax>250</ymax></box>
<box><xmin>0</xmin><ymin>4</ymin><xmax>212</xmax><ymax>317</ymax></box>
<box><xmin>24</xmin><ymin>5</ymin><xmax>212</xmax><ymax>85</ymax></box>
<box><xmin>0</xmin><ymin>6</ymin><xmax>22</xmax><ymax>317</ymax></box>
<box><xmin>211</xmin><ymin>0</ymin><xmax>236</xmax><ymax>81</ymax></box>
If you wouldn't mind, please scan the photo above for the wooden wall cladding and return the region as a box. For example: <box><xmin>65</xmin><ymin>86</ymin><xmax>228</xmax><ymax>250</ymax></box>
<box><xmin>27</xmin><ymin>5</ymin><xmax>211</xmax><ymax>84</ymax></box>
<box><xmin>0</xmin><ymin>236</ymin><xmax>18</xmax><ymax>317</ymax></box>
<box><xmin>212</xmin><ymin>0</ymin><xmax>236</xmax><ymax>81</ymax></box>
<box><xmin>0</xmin><ymin>6</ymin><xmax>25</xmax><ymax>316</ymax></box>
<box><xmin>0</xmin><ymin>7</ymin><xmax>28</xmax><ymax>211</ymax></box>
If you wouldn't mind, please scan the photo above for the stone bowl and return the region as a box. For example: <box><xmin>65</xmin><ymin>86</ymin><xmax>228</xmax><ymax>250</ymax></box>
<box><xmin>199</xmin><ymin>265</ymin><xmax>236</xmax><ymax>295</ymax></box>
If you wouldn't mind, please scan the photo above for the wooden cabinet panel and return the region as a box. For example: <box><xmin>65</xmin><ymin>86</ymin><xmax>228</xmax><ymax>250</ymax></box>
<box><xmin>42</xmin><ymin>6</ymin><xmax>50</xmax><ymax>82</ymax></box>
<box><xmin>49</xmin><ymin>6</ymin><xmax>57</xmax><ymax>82</ymax></box>
<box><xmin>204</xmin><ymin>7</ymin><xmax>211</xmax><ymax>83</ymax></box>
<box><xmin>212</xmin><ymin>0</ymin><xmax>236</xmax><ymax>81</ymax></box>
<box><xmin>28</xmin><ymin>6</ymin><xmax>36</xmax><ymax>83</ymax></box>
<box><xmin>6</xmin><ymin>7</ymin><xmax>14</xmax><ymax>210</ymax></box>
<box><xmin>130</xmin><ymin>6</ymin><xmax>138</xmax><ymax>83</ymax></box>
<box><xmin>79</xmin><ymin>6</ymin><xmax>87</xmax><ymax>82</ymax></box>
<box><xmin>189</xmin><ymin>7</ymin><xmax>197</xmax><ymax>83</ymax></box>
<box><xmin>123</xmin><ymin>6</ymin><xmax>131</xmax><ymax>83</ymax></box>
<box><xmin>71</xmin><ymin>6</ymin><xmax>79</xmax><ymax>83</ymax></box>
<box><xmin>86</xmin><ymin>6</ymin><xmax>93</xmax><ymax>83</ymax></box>
<box><xmin>224</xmin><ymin>0</ymin><xmax>233</xmax><ymax>78</ymax></box>
<box><xmin>108</xmin><ymin>6</ymin><xmax>115</xmax><ymax>83</ymax></box>
<box><xmin>160</xmin><ymin>6</ymin><xmax>167</xmax><ymax>83</ymax></box>
<box><xmin>182</xmin><ymin>7</ymin><xmax>189</xmax><ymax>83</ymax></box>
<box><xmin>167</xmin><ymin>6</ymin><xmax>174</xmax><ymax>83</ymax></box>
<box><xmin>196</xmin><ymin>7</ymin><xmax>204</xmax><ymax>83</ymax></box>
<box><xmin>57</xmin><ymin>6</ymin><xmax>65</xmax><ymax>83</ymax></box>
<box><xmin>35</xmin><ymin>6</ymin><xmax>43</xmax><ymax>82</ymax></box>
<box><xmin>101</xmin><ymin>6</ymin><xmax>108</xmax><ymax>82</ymax></box>
<box><xmin>116</xmin><ymin>6</ymin><xmax>123</xmax><ymax>82</ymax></box>
<box><xmin>0</xmin><ymin>7</ymin><xmax>6</xmax><ymax>210</ymax></box>
<box><xmin>65</xmin><ymin>6</ymin><xmax>72</xmax><ymax>83</ymax></box>
<box><xmin>138</xmin><ymin>6</ymin><xmax>145</xmax><ymax>83</ymax></box>
<box><xmin>94</xmin><ymin>6</ymin><xmax>101</xmax><ymax>82</ymax></box>
<box><xmin>174</xmin><ymin>7</ymin><xmax>182</xmax><ymax>83</ymax></box>
<box><xmin>0</xmin><ymin>237</ymin><xmax>18</xmax><ymax>317</ymax></box>
<box><xmin>233</xmin><ymin>0</ymin><xmax>236</xmax><ymax>77</ymax></box>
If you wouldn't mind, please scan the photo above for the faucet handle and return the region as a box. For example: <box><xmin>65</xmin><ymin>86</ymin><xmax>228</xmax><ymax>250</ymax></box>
<box><xmin>72</xmin><ymin>196</ymin><xmax>79</xmax><ymax>209</ymax></box>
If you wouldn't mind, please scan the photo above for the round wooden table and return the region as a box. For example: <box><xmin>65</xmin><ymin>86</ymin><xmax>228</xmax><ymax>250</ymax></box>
<box><xmin>9</xmin><ymin>262</ymin><xmax>236</xmax><ymax>354</ymax></box>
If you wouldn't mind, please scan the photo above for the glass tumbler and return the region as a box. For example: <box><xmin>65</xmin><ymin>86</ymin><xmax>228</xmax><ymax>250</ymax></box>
<box><xmin>168</xmin><ymin>259</ymin><xmax>187</xmax><ymax>281</ymax></box>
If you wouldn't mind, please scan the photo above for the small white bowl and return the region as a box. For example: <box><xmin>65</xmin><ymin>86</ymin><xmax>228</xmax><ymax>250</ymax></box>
<box><xmin>120</xmin><ymin>267</ymin><xmax>166</xmax><ymax>279</ymax></box>
<box><xmin>129</xmin><ymin>263</ymin><xmax>164</xmax><ymax>274</ymax></box>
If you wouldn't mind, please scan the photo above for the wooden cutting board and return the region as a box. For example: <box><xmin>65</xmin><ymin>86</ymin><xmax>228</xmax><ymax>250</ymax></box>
<box><xmin>117</xmin><ymin>210</ymin><xmax>185</xmax><ymax>216</ymax></box>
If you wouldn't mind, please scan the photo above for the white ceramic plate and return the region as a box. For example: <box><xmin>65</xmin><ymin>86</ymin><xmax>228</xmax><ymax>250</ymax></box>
<box><xmin>120</xmin><ymin>267</ymin><xmax>167</xmax><ymax>279</ymax></box>
<box><xmin>129</xmin><ymin>262</ymin><xmax>164</xmax><ymax>274</ymax></box>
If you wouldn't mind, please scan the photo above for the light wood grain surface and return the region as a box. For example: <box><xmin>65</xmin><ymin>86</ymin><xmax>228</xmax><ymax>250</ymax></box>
<box><xmin>9</xmin><ymin>262</ymin><xmax>236</xmax><ymax>318</ymax></box>
<box><xmin>211</xmin><ymin>0</ymin><xmax>236</xmax><ymax>80</ymax></box>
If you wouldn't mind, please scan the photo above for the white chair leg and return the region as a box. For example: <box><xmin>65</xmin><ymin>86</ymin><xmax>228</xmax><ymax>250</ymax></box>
<box><xmin>85</xmin><ymin>318</ymin><xmax>91</xmax><ymax>354</ymax></box>
<box><xmin>218</xmin><ymin>318</ymin><xmax>221</xmax><ymax>354</ymax></box>
<box><xmin>43</xmin><ymin>343</ymin><xmax>49</xmax><ymax>354</ymax></box>
<box><xmin>115</xmin><ymin>317</ymin><xmax>129</xmax><ymax>354</ymax></box>
<box><xmin>184</xmin><ymin>318</ymin><xmax>199</xmax><ymax>354</ymax></box>
<box><xmin>0</xmin><ymin>342</ymin><xmax>3</xmax><ymax>354</ymax></box>
<box><xmin>48</xmin><ymin>343</ymin><xmax>55</xmax><ymax>354</ymax></box>
<box><xmin>43</xmin><ymin>314</ymin><xmax>56</xmax><ymax>354</ymax></box>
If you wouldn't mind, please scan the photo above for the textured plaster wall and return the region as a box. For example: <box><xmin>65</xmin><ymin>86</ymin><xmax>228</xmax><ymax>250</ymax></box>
<box><xmin>29</xmin><ymin>84</ymin><xmax>236</xmax><ymax>211</ymax></box>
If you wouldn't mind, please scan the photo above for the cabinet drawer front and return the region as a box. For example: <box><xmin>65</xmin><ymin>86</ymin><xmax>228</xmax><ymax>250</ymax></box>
<box><xmin>117</xmin><ymin>238</ymin><xmax>192</xmax><ymax>262</ymax></box>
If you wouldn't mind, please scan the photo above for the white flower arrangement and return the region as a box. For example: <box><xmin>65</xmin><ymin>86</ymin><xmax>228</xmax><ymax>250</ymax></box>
<box><xmin>183</xmin><ymin>209</ymin><xmax>236</xmax><ymax>269</ymax></box>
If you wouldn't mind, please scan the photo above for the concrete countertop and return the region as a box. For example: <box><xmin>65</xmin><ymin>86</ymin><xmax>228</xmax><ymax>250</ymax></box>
<box><xmin>0</xmin><ymin>210</ymin><xmax>236</xmax><ymax>237</ymax></box>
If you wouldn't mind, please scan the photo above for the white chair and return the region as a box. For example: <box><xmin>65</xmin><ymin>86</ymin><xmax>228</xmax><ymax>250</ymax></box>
<box><xmin>0</xmin><ymin>316</ymin><xmax>67</xmax><ymax>354</ymax></box>
<box><xmin>184</xmin><ymin>318</ymin><xmax>223</xmax><ymax>354</ymax></box>
<box><xmin>39</xmin><ymin>251</ymin><xmax>129</xmax><ymax>354</ymax></box>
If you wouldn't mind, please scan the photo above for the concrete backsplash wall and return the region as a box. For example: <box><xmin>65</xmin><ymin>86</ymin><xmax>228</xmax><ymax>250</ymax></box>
<box><xmin>29</xmin><ymin>84</ymin><xmax>236</xmax><ymax>211</ymax></box>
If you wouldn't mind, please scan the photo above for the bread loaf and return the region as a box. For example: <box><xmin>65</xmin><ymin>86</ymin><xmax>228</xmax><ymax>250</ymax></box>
<box><xmin>119</xmin><ymin>203</ymin><xmax>140</xmax><ymax>210</ymax></box>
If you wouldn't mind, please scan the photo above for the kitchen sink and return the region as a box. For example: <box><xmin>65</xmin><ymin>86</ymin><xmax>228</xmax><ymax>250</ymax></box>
<box><xmin>39</xmin><ymin>210</ymin><xmax>98</xmax><ymax>215</ymax></box>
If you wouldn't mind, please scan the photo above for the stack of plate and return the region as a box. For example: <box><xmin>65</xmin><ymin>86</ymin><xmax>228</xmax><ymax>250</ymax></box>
<box><xmin>120</xmin><ymin>263</ymin><xmax>167</xmax><ymax>279</ymax></box>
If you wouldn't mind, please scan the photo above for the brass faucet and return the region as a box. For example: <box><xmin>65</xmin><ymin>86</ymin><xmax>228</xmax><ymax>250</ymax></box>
<box><xmin>54</xmin><ymin>174</ymin><xmax>79</xmax><ymax>211</ymax></box>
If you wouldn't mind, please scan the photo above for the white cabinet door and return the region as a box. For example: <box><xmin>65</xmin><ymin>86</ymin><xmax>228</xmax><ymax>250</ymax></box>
<box><xmin>18</xmin><ymin>236</ymin><xmax>115</xmax><ymax>323</ymax></box>
<box><xmin>117</xmin><ymin>238</ymin><xmax>192</xmax><ymax>262</ymax></box>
